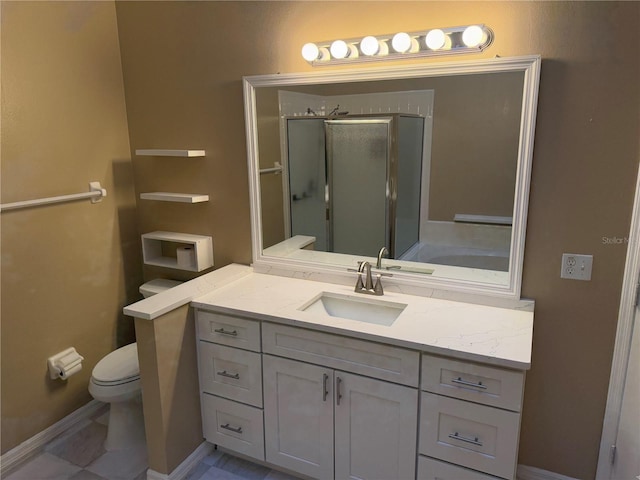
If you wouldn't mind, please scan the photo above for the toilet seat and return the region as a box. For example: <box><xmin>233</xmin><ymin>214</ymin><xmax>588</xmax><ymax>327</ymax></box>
<box><xmin>91</xmin><ymin>375</ymin><xmax>140</xmax><ymax>387</ymax></box>
<box><xmin>91</xmin><ymin>343</ymin><xmax>139</xmax><ymax>385</ymax></box>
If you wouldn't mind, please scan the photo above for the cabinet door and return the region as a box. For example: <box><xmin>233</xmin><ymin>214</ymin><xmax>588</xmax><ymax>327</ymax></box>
<box><xmin>334</xmin><ymin>372</ymin><xmax>418</xmax><ymax>480</ymax></box>
<box><xmin>263</xmin><ymin>355</ymin><xmax>334</xmax><ymax>480</ymax></box>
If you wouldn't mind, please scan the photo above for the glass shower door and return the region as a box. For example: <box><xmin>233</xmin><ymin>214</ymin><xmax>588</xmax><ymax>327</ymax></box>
<box><xmin>287</xmin><ymin>118</ymin><xmax>328</xmax><ymax>250</ymax></box>
<box><xmin>326</xmin><ymin>119</ymin><xmax>391</xmax><ymax>257</ymax></box>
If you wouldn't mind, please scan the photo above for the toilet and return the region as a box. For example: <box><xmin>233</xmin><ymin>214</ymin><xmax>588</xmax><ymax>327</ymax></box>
<box><xmin>89</xmin><ymin>279</ymin><xmax>182</xmax><ymax>450</ymax></box>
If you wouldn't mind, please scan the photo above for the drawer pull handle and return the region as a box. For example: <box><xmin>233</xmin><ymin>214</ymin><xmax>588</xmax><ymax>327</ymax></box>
<box><xmin>336</xmin><ymin>376</ymin><xmax>343</xmax><ymax>405</ymax></box>
<box><xmin>323</xmin><ymin>373</ymin><xmax>329</xmax><ymax>401</ymax></box>
<box><xmin>214</xmin><ymin>328</ymin><xmax>238</xmax><ymax>336</ymax></box>
<box><xmin>451</xmin><ymin>377</ymin><xmax>487</xmax><ymax>390</ymax></box>
<box><xmin>217</xmin><ymin>370</ymin><xmax>240</xmax><ymax>379</ymax></box>
<box><xmin>448</xmin><ymin>432</ymin><xmax>483</xmax><ymax>447</ymax></box>
<box><xmin>220</xmin><ymin>423</ymin><xmax>243</xmax><ymax>434</ymax></box>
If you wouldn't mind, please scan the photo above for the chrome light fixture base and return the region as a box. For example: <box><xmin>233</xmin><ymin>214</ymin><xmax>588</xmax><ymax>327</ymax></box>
<box><xmin>302</xmin><ymin>25</ymin><xmax>494</xmax><ymax>66</ymax></box>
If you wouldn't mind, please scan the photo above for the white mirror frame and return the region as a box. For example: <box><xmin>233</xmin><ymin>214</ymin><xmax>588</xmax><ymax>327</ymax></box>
<box><xmin>243</xmin><ymin>55</ymin><xmax>541</xmax><ymax>299</ymax></box>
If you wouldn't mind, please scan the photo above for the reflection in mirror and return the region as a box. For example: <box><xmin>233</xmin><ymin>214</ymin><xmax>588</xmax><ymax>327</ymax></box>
<box><xmin>288</xmin><ymin>114</ymin><xmax>425</xmax><ymax>259</ymax></box>
<box><xmin>245</xmin><ymin>56</ymin><xmax>540</xmax><ymax>298</ymax></box>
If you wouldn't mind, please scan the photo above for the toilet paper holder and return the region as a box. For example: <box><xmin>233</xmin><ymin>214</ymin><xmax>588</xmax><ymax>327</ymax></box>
<box><xmin>47</xmin><ymin>347</ymin><xmax>84</xmax><ymax>380</ymax></box>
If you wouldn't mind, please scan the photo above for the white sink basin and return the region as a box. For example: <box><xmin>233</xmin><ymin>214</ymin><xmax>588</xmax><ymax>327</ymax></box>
<box><xmin>299</xmin><ymin>292</ymin><xmax>407</xmax><ymax>326</ymax></box>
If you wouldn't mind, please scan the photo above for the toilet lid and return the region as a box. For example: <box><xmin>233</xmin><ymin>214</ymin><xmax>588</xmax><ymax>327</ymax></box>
<box><xmin>92</xmin><ymin>343</ymin><xmax>140</xmax><ymax>384</ymax></box>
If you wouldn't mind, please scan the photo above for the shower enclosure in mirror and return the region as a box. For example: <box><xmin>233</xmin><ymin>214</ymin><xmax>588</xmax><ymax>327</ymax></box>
<box><xmin>288</xmin><ymin>115</ymin><xmax>424</xmax><ymax>258</ymax></box>
<box><xmin>244</xmin><ymin>55</ymin><xmax>541</xmax><ymax>299</ymax></box>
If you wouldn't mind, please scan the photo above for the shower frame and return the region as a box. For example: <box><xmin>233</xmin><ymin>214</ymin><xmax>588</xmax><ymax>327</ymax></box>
<box><xmin>284</xmin><ymin>114</ymin><xmax>424</xmax><ymax>259</ymax></box>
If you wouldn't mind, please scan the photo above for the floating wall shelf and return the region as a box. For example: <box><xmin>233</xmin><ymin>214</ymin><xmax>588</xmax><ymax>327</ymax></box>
<box><xmin>140</xmin><ymin>192</ymin><xmax>209</xmax><ymax>203</ymax></box>
<box><xmin>135</xmin><ymin>149</ymin><xmax>206</xmax><ymax>157</ymax></box>
<box><xmin>142</xmin><ymin>231</ymin><xmax>213</xmax><ymax>272</ymax></box>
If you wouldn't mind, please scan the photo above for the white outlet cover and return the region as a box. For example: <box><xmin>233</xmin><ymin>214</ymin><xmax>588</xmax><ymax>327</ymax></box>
<box><xmin>561</xmin><ymin>253</ymin><xmax>593</xmax><ymax>281</ymax></box>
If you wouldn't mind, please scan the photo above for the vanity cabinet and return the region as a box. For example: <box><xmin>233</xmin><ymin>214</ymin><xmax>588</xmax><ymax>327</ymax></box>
<box><xmin>263</xmin><ymin>355</ymin><xmax>418</xmax><ymax>480</ymax></box>
<box><xmin>262</xmin><ymin>355</ymin><xmax>333</xmax><ymax>479</ymax></box>
<box><xmin>195</xmin><ymin>311</ymin><xmax>265</xmax><ymax>461</ymax></box>
<box><xmin>261</xmin><ymin>322</ymin><xmax>419</xmax><ymax>479</ymax></box>
<box><xmin>195</xmin><ymin>307</ymin><xmax>526</xmax><ymax>480</ymax></box>
<box><xmin>418</xmin><ymin>354</ymin><xmax>525</xmax><ymax>480</ymax></box>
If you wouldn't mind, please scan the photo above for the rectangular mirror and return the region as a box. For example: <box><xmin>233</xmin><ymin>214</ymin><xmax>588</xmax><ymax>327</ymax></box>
<box><xmin>243</xmin><ymin>55</ymin><xmax>540</xmax><ymax>299</ymax></box>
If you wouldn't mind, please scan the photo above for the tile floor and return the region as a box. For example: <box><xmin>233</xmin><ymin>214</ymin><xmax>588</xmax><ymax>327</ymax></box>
<box><xmin>185</xmin><ymin>450</ymin><xmax>300</xmax><ymax>480</ymax></box>
<box><xmin>5</xmin><ymin>405</ymin><xmax>300</xmax><ymax>480</ymax></box>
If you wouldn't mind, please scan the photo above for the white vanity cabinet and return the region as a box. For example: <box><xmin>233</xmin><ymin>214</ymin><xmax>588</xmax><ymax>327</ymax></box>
<box><xmin>262</xmin><ymin>355</ymin><xmax>334</xmax><ymax>479</ymax></box>
<box><xmin>195</xmin><ymin>310</ymin><xmax>265</xmax><ymax>461</ymax></box>
<box><xmin>263</xmin><ymin>355</ymin><xmax>418</xmax><ymax>480</ymax></box>
<box><xmin>194</xmin><ymin>307</ymin><xmax>527</xmax><ymax>480</ymax></box>
<box><xmin>261</xmin><ymin>323</ymin><xmax>420</xmax><ymax>480</ymax></box>
<box><xmin>418</xmin><ymin>354</ymin><xmax>526</xmax><ymax>480</ymax></box>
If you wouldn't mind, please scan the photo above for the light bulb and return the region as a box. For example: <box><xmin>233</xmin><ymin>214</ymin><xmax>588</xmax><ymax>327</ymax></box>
<box><xmin>462</xmin><ymin>25</ymin><xmax>486</xmax><ymax>47</ymax></box>
<box><xmin>360</xmin><ymin>36</ymin><xmax>380</xmax><ymax>56</ymax></box>
<box><xmin>425</xmin><ymin>29</ymin><xmax>446</xmax><ymax>50</ymax></box>
<box><xmin>391</xmin><ymin>32</ymin><xmax>412</xmax><ymax>53</ymax></box>
<box><xmin>301</xmin><ymin>43</ymin><xmax>320</xmax><ymax>62</ymax></box>
<box><xmin>330</xmin><ymin>40</ymin><xmax>349</xmax><ymax>59</ymax></box>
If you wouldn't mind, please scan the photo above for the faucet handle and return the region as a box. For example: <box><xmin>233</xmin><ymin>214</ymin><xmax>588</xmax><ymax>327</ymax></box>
<box><xmin>373</xmin><ymin>274</ymin><xmax>384</xmax><ymax>295</ymax></box>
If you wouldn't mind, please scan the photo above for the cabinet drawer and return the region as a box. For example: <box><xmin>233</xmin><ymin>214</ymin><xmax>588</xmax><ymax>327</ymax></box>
<box><xmin>419</xmin><ymin>393</ymin><xmax>520</xmax><ymax>479</ymax></box>
<box><xmin>262</xmin><ymin>322</ymin><xmax>419</xmax><ymax>387</ymax></box>
<box><xmin>197</xmin><ymin>310</ymin><xmax>260</xmax><ymax>352</ymax></box>
<box><xmin>421</xmin><ymin>354</ymin><xmax>524</xmax><ymax>411</ymax></box>
<box><xmin>199</xmin><ymin>342</ymin><xmax>263</xmax><ymax>407</ymax></box>
<box><xmin>201</xmin><ymin>394</ymin><xmax>264</xmax><ymax>461</ymax></box>
<box><xmin>418</xmin><ymin>456</ymin><xmax>501</xmax><ymax>480</ymax></box>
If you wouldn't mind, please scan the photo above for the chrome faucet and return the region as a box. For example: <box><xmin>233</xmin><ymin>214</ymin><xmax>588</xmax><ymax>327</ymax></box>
<box><xmin>376</xmin><ymin>246</ymin><xmax>389</xmax><ymax>269</ymax></box>
<box><xmin>354</xmin><ymin>260</ymin><xmax>386</xmax><ymax>296</ymax></box>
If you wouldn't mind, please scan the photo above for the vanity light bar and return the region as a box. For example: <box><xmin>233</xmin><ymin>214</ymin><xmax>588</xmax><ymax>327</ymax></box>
<box><xmin>302</xmin><ymin>25</ymin><xmax>493</xmax><ymax>66</ymax></box>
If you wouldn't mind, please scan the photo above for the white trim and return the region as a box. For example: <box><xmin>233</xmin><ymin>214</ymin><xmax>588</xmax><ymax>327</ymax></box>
<box><xmin>146</xmin><ymin>441</ymin><xmax>214</xmax><ymax>480</ymax></box>
<box><xmin>596</xmin><ymin>162</ymin><xmax>640</xmax><ymax>478</ymax></box>
<box><xmin>517</xmin><ymin>464</ymin><xmax>580</xmax><ymax>480</ymax></box>
<box><xmin>0</xmin><ymin>399</ymin><xmax>106</xmax><ymax>477</ymax></box>
<box><xmin>243</xmin><ymin>55</ymin><xmax>541</xmax><ymax>300</ymax></box>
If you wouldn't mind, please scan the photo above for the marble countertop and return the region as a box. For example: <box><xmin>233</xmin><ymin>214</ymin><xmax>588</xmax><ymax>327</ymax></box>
<box><xmin>190</xmin><ymin>266</ymin><xmax>533</xmax><ymax>370</ymax></box>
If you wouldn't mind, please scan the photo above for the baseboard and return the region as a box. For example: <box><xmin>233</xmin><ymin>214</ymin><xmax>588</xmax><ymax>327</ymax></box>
<box><xmin>0</xmin><ymin>399</ymin><xmax>106</xmax><ymax>477</ymax></box>
<box><xmin>146</xmin><ymin>441</ymin><xmax>214</xmax><ymax>480</ymax></box>
<box><xmin>517</xmin><ymin>464</ymin><xmax>580</xmax><ymax>480</ymax></box>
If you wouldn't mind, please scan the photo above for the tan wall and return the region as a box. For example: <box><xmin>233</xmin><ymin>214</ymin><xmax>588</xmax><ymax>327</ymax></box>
<box><xmin>428</xmin><ymin>72</ymin><xmax>523</xmax><ymax>221</ymax></box>
<box><xmin>114</xmin><ymin>2</ymin><xmax>254</xmax><ymax>283</ymax></box>
<box><xmin>135</xmin><ymin>306</ymin><xmax>202</xmax><ymax>474</ymax></box>
<box><xmin>0</xmin><ymin>2</ymin><xmax>142</xmax><ymax>453</ymax></box>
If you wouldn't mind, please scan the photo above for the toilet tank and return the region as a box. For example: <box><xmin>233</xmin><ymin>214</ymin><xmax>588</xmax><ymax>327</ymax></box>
<box><xmin>139</xmin><ymin>279</ymin><xmax>182</xmax><ymax>298</ymax></box>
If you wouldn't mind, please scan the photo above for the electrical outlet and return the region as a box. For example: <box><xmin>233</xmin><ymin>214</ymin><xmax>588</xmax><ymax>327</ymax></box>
<box><xmin>561</xmin><ymin>253</ymin><xmax>593</xmax><ymax>281</ymax></box>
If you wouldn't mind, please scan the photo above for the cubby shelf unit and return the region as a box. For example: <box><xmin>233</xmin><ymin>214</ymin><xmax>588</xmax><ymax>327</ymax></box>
<box><xmin>142</xmin><ymin>231</ymin><xmax>213</xmax><ymax>272</ymax></box>
<box><xmin>135</xmin><ymin>149</ymin><xmax>206</xmax><ymax>157</ymax></box>
<box><xmin>140</xmin><ymin>192</ymin><xmax>209</xmax><ymax>203</ymax></box>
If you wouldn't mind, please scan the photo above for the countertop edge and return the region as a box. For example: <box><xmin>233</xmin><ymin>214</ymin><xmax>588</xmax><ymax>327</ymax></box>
<box><xmin>191</xmin><ymin>302</ymin><xmax>532</xmax><ymax>371</ymax></box>
<box><xmin>123</xmin><ymin>264</ymin><xmax>252</xmax><ymax>320</ymax></box>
